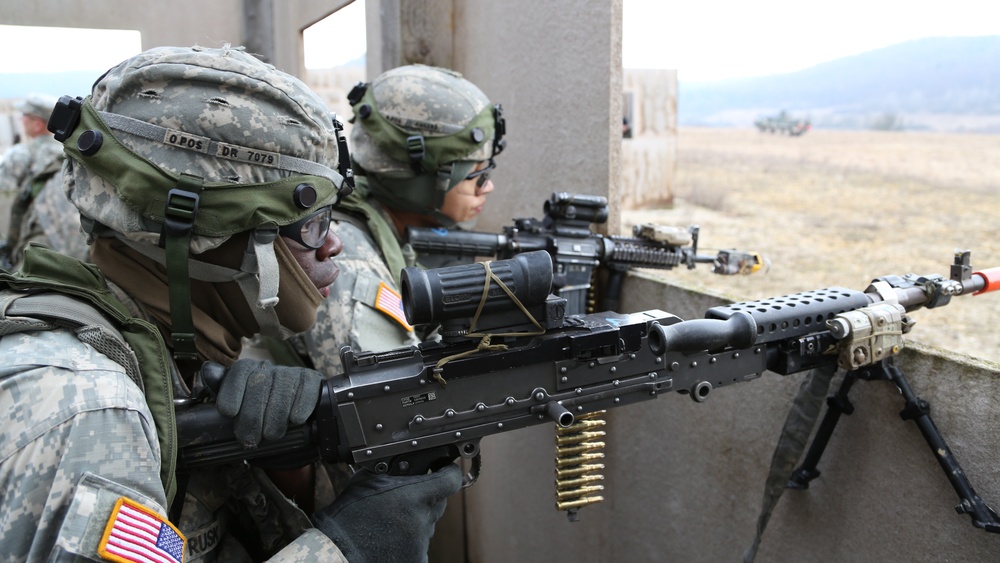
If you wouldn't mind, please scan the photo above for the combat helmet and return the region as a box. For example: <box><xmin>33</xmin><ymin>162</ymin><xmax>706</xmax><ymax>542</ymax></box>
<box><xmin>16</xmin><ymin>93</ymin><xmax>60</xmax><ymax>122</ymax></box>
<box><xmin>48</xmin><ymin>45</ymin><xmax>353</xmax><ymax>359</ymax></box>
<box><xmin>347</xmin><ymin>64</ymin><xmax>505</xmax><ymax>226</ymax></box>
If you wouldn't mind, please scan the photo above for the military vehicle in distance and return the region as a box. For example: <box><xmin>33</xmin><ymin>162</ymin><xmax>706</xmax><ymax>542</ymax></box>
<box><xmin>754</xmin><ymin>110</ymin><xmax>811</xmax><ymax>136</ymax></box>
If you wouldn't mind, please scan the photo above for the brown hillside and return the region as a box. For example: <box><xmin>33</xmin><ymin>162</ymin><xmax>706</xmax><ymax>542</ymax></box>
<box><xmin>622</xmin><ymin>127</ymin><xmax>1000</xmax><ymax>364</ymax></box>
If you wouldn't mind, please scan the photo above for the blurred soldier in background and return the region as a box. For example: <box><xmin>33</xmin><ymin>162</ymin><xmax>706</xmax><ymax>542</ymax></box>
<box><xmin>0</xmin><ymin>45</ymin><xmax>460</xmax><ymax>562</ymax></box>
<box><xmin>0</xmin><ymin>93</ymin><xmax>61</xmax><ymax>194</ymax></box>
<box><xmin>4</xmin><ymin>159</ymin><xmax>90</xmax><ymax>267</ymax></box>
<box><xmin>301</xmin><ymin>64</ymin><xmax>506</xmax><ymax>375</ymax></box>
<box><xmin>0</xmin><ymin>93</ymin><xmax>70</xmax><ymax>267</ymax></box>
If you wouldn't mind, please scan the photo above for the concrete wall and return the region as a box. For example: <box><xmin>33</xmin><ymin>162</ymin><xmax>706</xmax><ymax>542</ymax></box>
<box><xmin>0</xmin><ymin>0</ymin><xmax>243</xmax><ymax>57</ymax></box>
<box><xmin>450</xmin><ymin>270</ymin><xmax>1000</xmax><ymax>562</ymax></box>
<box><xmin>0</xmin><ymin>0</ymin><xmax>355</xmax><ymax>78</ymax></box>
<box><xmin>2</xmin><ymin>0</ymin><xmax>624</xmax><ymax>231</ymax></box>
<box><xmin>622</xmin><ymin>69</ymin><xmax>678</xmax><ymax>209</ymax></box>
<box><xmin>366</xmin><ymin>0</ymin><xmax>624</xmax><ymax>234</ymax></box>
<box><xmin>305</xmin><ymin>67</ymin><xmax>366</xmax><ymax>126</ymax></box>
<box><xmin>452</xmin><ymin>1</ymin><xmax>623</xmax><ymax>234</ymax></box>
<box><xmin>269</xmin><ymin>0</ymin><xmax>355</xmax><ymax>77</ymax></box>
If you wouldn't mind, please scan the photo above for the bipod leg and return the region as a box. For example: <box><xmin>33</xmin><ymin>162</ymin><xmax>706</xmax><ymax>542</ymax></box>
<box><xmin>786</xmin><ymin>369</ymin><xmax>860</xmax><ymax>489</ymax></box>
<box><xmin>880</xmin><ymin>358</ymin><xmax>1000</xmax><ymax>533</ymax></box>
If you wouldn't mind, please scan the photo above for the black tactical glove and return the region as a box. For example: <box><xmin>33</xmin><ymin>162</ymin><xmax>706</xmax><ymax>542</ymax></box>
<box><xmin>215</xmin><ymin>359</ymin><xmax>322</xmax><ymax>449</ymax></box>
<box><xmin>312</xmin><ymin>464</ymin><xmax>463</xmax><ymax>563</ymax></box>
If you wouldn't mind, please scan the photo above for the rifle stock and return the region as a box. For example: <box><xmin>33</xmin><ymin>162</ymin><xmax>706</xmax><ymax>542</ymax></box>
<box><xmin>175</xmin><ymin>250</ymin><xmax>1000</xmax><ymax>528</ymax></box>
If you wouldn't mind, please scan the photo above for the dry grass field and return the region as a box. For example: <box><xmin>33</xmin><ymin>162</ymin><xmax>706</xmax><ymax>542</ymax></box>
<box><xmin>621</xmin><ymin>127</ymin><xmax>1000</xmax><ymax>364</ymax></box>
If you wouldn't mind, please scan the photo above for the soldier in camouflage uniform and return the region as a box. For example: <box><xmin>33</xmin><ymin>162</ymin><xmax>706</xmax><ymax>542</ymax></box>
<box><xmin>0</xmin><ymin>94</ymin><xmax>62</xmax><ymax>194</ymax></box>
<box><xmin>301</xmin><ymin>65</ymin><xmax>505</xmax><ymax>375</ymax></box>
<box><xmin>0</xmin><ymin>93</ymin><xmax>75</xmax><ymax>267</ymax></box>
<box><xmin>0</xmin><ymin>46</ymin><xmax>460</xmax><ymax>562</ymax></box>
<box><xmin>8</xmin><ymin>164</ymin><xmax>91</xmax><ymax>265</ymax></box>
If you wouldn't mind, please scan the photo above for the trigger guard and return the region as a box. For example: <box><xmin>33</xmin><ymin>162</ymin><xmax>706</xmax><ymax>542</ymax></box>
<box><xmin>462</xmin><ymin>454</ymin><xmax>482</xmax><ymax>489</ymax></box>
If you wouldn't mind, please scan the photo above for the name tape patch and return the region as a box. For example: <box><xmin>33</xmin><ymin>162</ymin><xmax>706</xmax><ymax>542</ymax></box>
<box><xmin>162</xmin><ymin>129</ymin><xmax>210</xmax><ymax>154</ymax></box>
<box><xmin>162</xmin><ymin>128</ymin><xmax>281</xmax><ymax>169</ymax></box>
<box><xmin>214</xmin><ymin>142</ymin><xmax>279</xmax><ymax>168</ymax></box>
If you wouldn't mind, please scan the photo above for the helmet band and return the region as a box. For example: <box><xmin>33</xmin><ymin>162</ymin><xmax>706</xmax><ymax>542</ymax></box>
<box><xmin>56</xmin><ymin>98</ymin><xmax>349</xmax><ymax>238</ymax></box>
<box><xmin>352</xmin><ymin>86</ymin><xmax>497</xmax><ymax>174</ymax></box>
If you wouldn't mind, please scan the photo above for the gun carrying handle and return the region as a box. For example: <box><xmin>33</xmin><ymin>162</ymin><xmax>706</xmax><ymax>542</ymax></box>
<box><xmin>647</xmin><ymin>311</ymin><xmax>757</xmax><ymax>355</ymax></box>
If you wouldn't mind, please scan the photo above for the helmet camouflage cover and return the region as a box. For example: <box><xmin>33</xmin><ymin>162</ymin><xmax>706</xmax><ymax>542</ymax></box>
<box><xmin>16</xmin><ymin>93</ymin><xmax>60</xmax><ymax>122</ymax></box>
<box><xmin>348</xmin><ymin>64</ymin><xmax>505</xmax><ymax>216</ymax></box>
<box><xmin>63</xmin><ymin>44</ymin><xmax>348</xmax><ymax>253</ymax></box>
<box><xmin>52</xmin><ymin>44</ymin><xmax>352</xmax><ymax>344</ymax></box>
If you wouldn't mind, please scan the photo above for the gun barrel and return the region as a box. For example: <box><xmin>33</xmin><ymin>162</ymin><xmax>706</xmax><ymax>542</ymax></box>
<box><xmin>707</xmin><ymin>287</ymin><xmax>873</xmax><ymax>346</ymax></box>
<box><xmin>406</xmin><ymin>227</ymin><xmax>503</xmax><ymax>259</ymax></box>
<box><xmin>973</xmin><ymin>267</ymin><xmax>1000</xmax><ymax>294</ymax></box>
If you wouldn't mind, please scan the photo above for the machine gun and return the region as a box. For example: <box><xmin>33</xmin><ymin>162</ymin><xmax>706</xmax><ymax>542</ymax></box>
<box><xmin>406</xmin><ymin>191</ymin><xmax>766</xmax><ymax>316</ymax></box>
<box><xmin>176</xmin><ymin>249</ymin><xmax>1000</xmax><ymax>529</ymax></box>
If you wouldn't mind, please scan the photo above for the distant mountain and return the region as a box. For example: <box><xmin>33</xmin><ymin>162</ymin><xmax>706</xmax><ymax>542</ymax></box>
<box><xmin>679</xmin><ymin>36</ymin><xmax>1000</xmax><ymax>132</ymax></box>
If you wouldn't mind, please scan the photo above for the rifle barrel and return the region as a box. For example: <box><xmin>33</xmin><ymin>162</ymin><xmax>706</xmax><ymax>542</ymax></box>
<box><xmin>406</xmin><ymin>227</ymin><xmax>503</xmax><ymax>259</ymax></box>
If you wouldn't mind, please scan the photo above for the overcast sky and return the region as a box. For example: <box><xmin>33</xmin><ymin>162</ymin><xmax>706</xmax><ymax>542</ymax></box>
<box><xmin>2</xmin><ymin>0</ymin><xmax>998</xmax><ymax>82</ymax></box>
<box><xmin>623</xmin><ymin>0</ymin><xmax>1000</xmax><ymax>81</ymax></box>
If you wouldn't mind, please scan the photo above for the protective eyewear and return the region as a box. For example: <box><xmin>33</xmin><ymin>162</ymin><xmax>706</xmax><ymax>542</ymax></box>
<box><xmin>279</xmin><ymin>205</ymin><xmax>333</xmax><ymax>249</ymax></box>
<box><xmin>465</xmin><ymin>159</ymin><xmax>496</xmax><ymax>189</ymax></box>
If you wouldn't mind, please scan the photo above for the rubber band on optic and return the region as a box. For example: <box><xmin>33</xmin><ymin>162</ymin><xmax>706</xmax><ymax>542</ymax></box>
<box><xmin>279</xmin><ymin>206</ymin><xmax>333</xmax><ymax>249</ymax></box>
<box><xmin>465</xmin><ymin>159</ymin><xmax>496</xmax><ymax>188</ymax></box>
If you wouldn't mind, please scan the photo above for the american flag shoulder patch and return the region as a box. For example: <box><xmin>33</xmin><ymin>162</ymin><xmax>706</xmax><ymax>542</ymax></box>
<box><xmin>98</xmin><ymin>497</ymin><xmax>186</xmax><ymax>563</ymax></box>
<box><xmin>374</xmin><ymin>282</ymin><xmax>414</xmax><ymax>332</ymax></box>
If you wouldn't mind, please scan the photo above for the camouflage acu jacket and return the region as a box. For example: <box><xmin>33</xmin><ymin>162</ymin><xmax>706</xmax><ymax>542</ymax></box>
<box><xmin>0</xmin><ymin>134</ymin><xmax>63</xmax><ymax>194</ymax></box>
<box><xmin>302</xmin><ymin>217</ymin><xmax>421</xmax><ymax>375</ymax></box>
<box><xmin>0</xmin><ymin>247</ymin><xmax>346</xmax><ymax>562</ymax></box>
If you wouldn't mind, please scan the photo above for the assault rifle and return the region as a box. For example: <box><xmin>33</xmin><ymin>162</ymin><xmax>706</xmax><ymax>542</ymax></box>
<box><xmin>406</xmin><ymin>191</ymin><xmax>766</xmax><ymax>315</ymax></box>
<box><xmin>176</xmin><ymin>250</ymin><xmax>1000</xmax><ymax>529</ymax></box>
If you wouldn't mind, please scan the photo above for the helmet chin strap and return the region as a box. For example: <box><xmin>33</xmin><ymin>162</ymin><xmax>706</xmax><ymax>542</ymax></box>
<box><xmin>161</xmin><ymin>175</ymin><xmax>203</xmax><ymax>363</ymax></box>
<box><xmin>430</xmin><ymin>165</ymin><xmax>458</xmax><ymax>229</ymax></box>
<box><xmin>159</xmin><ymin>173</ymin><xmax>294</xmax><ymax>356</ymax></box>
<box><xmin>240</xmin><ymin>232</ymin><xmax>294</xmax><ymax>340</ymax></box>
<box><xmin>114</xmin><ymin>229</ymin><xmax>294</xmax><ymax>341</ymax></box>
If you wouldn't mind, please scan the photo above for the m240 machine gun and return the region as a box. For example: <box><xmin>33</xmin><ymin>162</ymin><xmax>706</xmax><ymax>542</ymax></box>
<box><xmin>177</xmin><ymin>250</ymin><xmax>1000</xmax><ymax>530</ymax></box>
<box><xmin>406</xmin><ymin>191</ymin><xmax>766</xmax><ymax>316</ymax></box>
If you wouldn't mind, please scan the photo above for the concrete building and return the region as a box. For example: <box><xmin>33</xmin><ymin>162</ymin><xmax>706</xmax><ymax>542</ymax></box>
<box><xmin>1</xmin><ymin>2</ymin><xmax>997</xmax><ymax>561</ymax></box>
